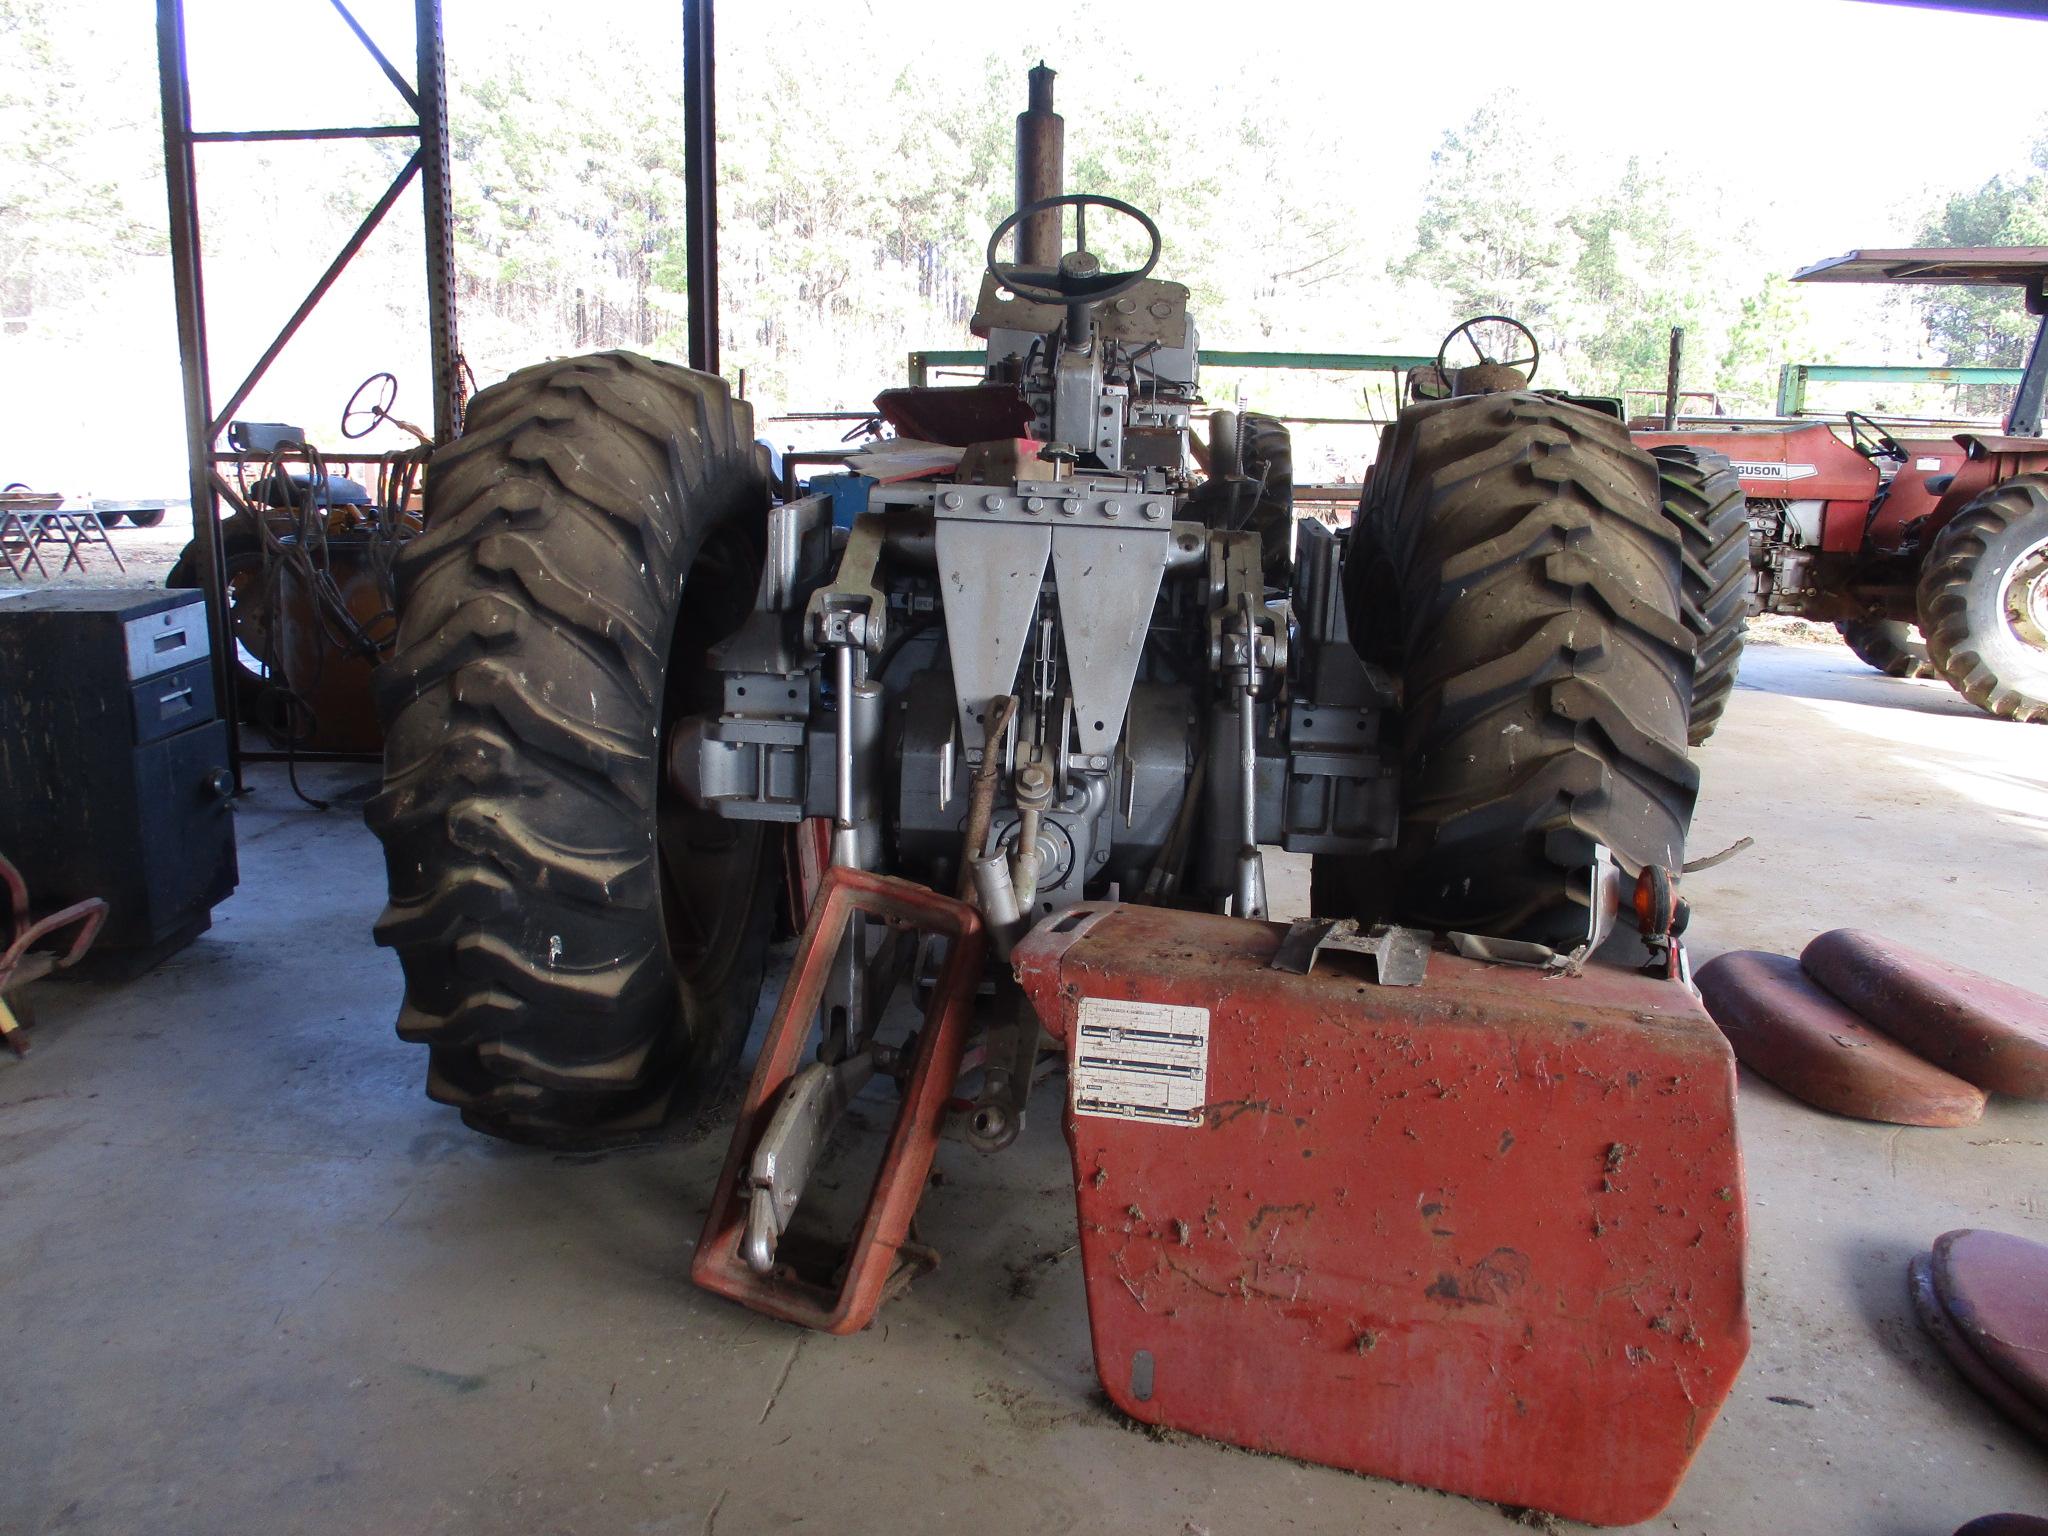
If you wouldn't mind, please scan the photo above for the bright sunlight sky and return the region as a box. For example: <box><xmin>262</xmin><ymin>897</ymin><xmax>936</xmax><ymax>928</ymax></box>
<box><xmin>177</xmin><ymin>0</ymin><xmax>2048</xmax><ymax>271</ymax></box>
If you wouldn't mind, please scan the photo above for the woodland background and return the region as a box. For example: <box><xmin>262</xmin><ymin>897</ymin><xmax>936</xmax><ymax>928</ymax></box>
<box><xmin>5</xmin><ymin>0</ymin><xmax>2045</xmax><ymax>491</ymax></box>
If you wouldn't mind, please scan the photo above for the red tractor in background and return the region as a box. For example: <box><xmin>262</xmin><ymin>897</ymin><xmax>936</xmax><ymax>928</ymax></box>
<box><xmin>1636</xmin><ymin>246</ymin><xmax>2048</xmax><ymax>723</ymax></box>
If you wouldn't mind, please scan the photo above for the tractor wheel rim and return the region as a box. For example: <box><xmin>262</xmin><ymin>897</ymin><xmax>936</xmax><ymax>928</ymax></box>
<box><xmin>656</xmin><ymin>517</ymin><xmax>768</xmax><ymax>1005</ymax></box>
<box><xmin>2002</xmin><ymin>534</ymin><xmax>2048</xmax><ymax>654</ymax></box>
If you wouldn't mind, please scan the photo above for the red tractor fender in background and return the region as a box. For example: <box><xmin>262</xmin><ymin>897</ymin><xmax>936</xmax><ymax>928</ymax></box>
<box><xmin>1865</xmin><ymin>436</ymin><xmax>1971</xmax><ymax>553</ymax></box>
<box><xmin>1635</xmin><ymin>421</ymin><xmax>1877</xmax><ymax>553</ymax></box>
<box><xmin>1926</xmin><ymin>435</ymin><xmax>2048</xmax><ymax>540</ymax></box>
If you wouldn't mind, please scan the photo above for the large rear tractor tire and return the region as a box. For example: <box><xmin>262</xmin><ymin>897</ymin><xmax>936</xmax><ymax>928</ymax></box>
<box><xmin>1917</xmin><ymin>474</ymin><xmax>2048</xmax><ymax>724</ymax></box>
<box><xmin>367</xmin><ymin>352</ymin><xmax>780</xmax><ymax>1145</ymax></box>
<box><xmin>1836</xmin><ymin>618</ymin><xmax>1937</xmax><ymax>680</ymax></box>
<box><xmin>1364</xmin><ymin>392</ymin><xmax>1699</xmax><ymax>947</ymax></box>
<box><xmin>1650</xmin><ymin>445</ymin><xmax>1747</xmax><ymax>744</ymax></box>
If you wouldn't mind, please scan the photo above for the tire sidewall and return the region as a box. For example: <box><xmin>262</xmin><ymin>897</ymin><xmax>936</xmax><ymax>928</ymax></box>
<box><xmin>1939</xmin><ymin>496</ymin><xmax>2048</xmax><ymax>708</ymax></box>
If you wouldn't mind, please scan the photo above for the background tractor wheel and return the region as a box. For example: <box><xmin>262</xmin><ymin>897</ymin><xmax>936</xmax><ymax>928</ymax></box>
<box><xmin>1917</xmin><ymin>473</ymin><xmax>2048</xmax><ymax>723</ymax></box>
<box><xmin>1362</xmin><ymin>392</ymin><xmax>1698</xmax><ymax>947</ymax></box>
<box><xmin>168</xmin><ymin>529</ymin><xmax>276</xmax><ymax>725</ymax></box>
<box><xmin>367</xmin><ymin>351</ymin><xmax>779</xmax><ymax>1145</ymax></box>
<box><xmin>1836</xmin><ymin>617</ymin><xmax>1938</xmax><ymax>679</ymax></box>
<box><xmin>1649</xmin><ymin>444</ymin><xmax>1748</xmax><ymax>744</ymax></box>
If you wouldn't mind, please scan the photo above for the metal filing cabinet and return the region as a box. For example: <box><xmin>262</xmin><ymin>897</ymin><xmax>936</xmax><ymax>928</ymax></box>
<box><xmin>0</xmin><ymin>590</ymin><xmax>238</xmax><ymax>966</ymax></box>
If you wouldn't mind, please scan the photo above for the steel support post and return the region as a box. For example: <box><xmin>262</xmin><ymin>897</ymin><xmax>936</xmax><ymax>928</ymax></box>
<box><xmin>155</xmin><ymin>0</ymin><xmax>240</xmax><ymax>785</ymax></box>
<box><xmin>417</xmin><ymin>0</ymin><xmax>461</xmax><ymax>443</ymax></box>
<box><xmin>682</xmin><ymin>0</ymin><xmax>718</xmax><ymax>377</ymax></box>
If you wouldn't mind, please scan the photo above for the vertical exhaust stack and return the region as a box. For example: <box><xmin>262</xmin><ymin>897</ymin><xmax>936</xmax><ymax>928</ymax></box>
<box><xmin>1014</xmin><ymin>63</ymin><xmax>1064</xmax><ymax>268</ymax></box>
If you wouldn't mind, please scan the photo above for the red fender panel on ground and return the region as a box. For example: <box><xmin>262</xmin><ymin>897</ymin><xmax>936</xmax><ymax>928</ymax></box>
<box><xmin>1933</xmin><ymin>1229</ymin><xmax>2048</xmax><ymax>1419</ymax></box>
<box><xmin>1909</xmin><ymin>1249</ymin><xmax>2048</xmax><ymax>1447</ymax></box>
<box><xmin>1801</xmin><ymin>929</ymin><xmax>2048</xmax><ymax>1101</ymax></box>
<box><xmin>1013</xmin><ymin>904</ymin><xmax>1750</xmax><ymax>1528</ymax></box>
<box><xmin>1696</xmin><ymin>950</ymin><xmax>1986</xmax><ymax>1126</ymax></box>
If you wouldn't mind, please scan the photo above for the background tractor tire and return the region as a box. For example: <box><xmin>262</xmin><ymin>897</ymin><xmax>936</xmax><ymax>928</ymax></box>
<box><xmin>1363</xmin><ymin>391</ymin><xmax>1699</xmax><ymax>947</ymax></box>
<box><xmin>1836</xmin><ymin>617</ymin><xmax>1938</xmax><ymax>679</ymax></box>
<box><xmin>367</xmin><ymin>351</ymin><xmax>779</xmax><ymax>1145</ymax></box>
<box><xmin>168</xmin><ymin>529</ymin><xmax>276</xmax><ymax>726</ymax></box>
<box><xmin>1917</xmin><ymin>473</ymin><xmax>2048</xmax><ymax>724</ymax></box>
<box><xmin>1649</xmin><ymin>444</ymin><xmax>1748</xmax><ymax>744</ymax></box>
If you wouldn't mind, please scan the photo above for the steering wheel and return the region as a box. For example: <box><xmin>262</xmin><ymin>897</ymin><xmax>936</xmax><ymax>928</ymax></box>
<box><xmin>1437</xmin><ymin>315</ymin><xmax>1540</xmax><ymax>384</ymax></box>
<box><xmin>1845</xmin><ymin>410</ymin><xmax>1906</xmax><ymax>462</ymax></box>
<box><xmin>986</xmin><ymin>193</ymin><xmax>1162</xmax><ymax>308</ymax></box>
<box><xmin>342</xmin><ymin>371</ymin><xmax>399</xmax><ymax>440</ymax></box>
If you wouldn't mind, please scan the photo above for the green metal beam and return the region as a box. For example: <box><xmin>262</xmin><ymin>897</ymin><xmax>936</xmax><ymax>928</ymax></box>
<box><xmin>1201</xmin><ymin>350</ymin><xmax>1433</xmax><ymax>372</ymax></box>
<box><xmin>906</xmin><ymin>348</ymin><xmax>1433</xmax><ymax>386</ymax></box>
<box><xmin>1775</xmin><ymin>363</ymin><xmax>2025</xmax><ymax>416</ymax></box>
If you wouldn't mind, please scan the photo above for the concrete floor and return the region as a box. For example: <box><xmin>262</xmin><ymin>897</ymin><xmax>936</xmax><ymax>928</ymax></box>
<box><xmin>3</xmin><ymin>637</ymin><xmax>2045</xmax><ymax>1536</ymax></box>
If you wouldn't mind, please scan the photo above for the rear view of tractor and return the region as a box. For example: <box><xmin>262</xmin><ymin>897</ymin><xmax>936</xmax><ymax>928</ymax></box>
<box><xmin>364</xmin><ymin>68</ymin><xmax>1746</xmax><ymax>1524</ymax></box>
<box><xmin>1637</xmin><ymin>246</ymin><xmax>2048</xmax><ymax>723</ymax></box>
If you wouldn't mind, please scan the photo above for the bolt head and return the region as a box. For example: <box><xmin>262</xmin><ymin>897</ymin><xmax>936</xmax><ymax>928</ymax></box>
<box><xmin>1142</xmin><ymin>501</ymin><xmax>1166</xmax><ymax>521</ymax></box>
<box><xmin>1060</xmin><ymin>499</ymin><xmax>1081</xmax><ymax>516</ymax></box>
<box><xmin>1025</xmin><ymin>496</ymin><xmax>1045</xmax><ymax>514</ymax></box>
<box><xmin>1103</xmin><ymin>500</ymin><xmax>1123</xmax><ymax>519</ymax></box>
<box><xmin>940</xmin><ymin>491</ymin><xmax>962</xmax><ymax>510</ymax></box>
<box><xmin>982</xmin><ymin>493</ymin><xmax>1006</xmax><ymax>511</ymax></box>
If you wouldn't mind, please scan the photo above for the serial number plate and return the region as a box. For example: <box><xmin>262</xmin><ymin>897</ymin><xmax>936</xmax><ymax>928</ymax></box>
<box><xmin>1072</xmin><ymin>996</ymin><xmax>1210</xmax><ymax>1127</ymax></box>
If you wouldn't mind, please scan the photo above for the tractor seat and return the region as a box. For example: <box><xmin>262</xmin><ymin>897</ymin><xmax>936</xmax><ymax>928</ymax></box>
<box><xmin>248</xmin><ymin>471</ymin><xmax>374</xmax><ymax>510</ymax></box>
<box><xmin>1450</xmin><ymin>363</ymin><xmax>1531</xmax><ymax>397</ymax></box>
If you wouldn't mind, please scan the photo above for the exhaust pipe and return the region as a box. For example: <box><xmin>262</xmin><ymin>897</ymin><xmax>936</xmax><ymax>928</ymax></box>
<box><xmin>1014</xmin><ymin>62</ymin><xmax>1064</xmax><ymax>267</ymax></box>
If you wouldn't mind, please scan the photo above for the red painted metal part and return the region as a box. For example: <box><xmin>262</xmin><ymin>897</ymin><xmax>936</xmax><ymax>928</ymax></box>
<box><xmin>0</xmin><ymin>851</ymin><xmax>107</xmax><ymax>1056</ymax></box>
<box><xmin>1696</xmin><ymin>950</ymin><xmax>1986</xmax><ymax>1127</ymax></box>
<box><xmin>1801</xmin><ymin>929</ymin><xmax>2048</xmax><ymax>1101</ymax></box>
<box><xmin>692</xmin><ymin>867</ymin><xmax>985</xmax><ymax>1334</ymax></box>
<box><xmin>1933</xmin><ymin>1229</ymin><xmax>2048</xmax><ymax>1417</ymax></box>
<box><xmin>1910</xmin><ymin>1250</ymin><xmax>2048</xmax><ymax>1447</ymax></box>
<box><xmin>1909</xmin><ymin>436</ymin><xmax>2048</xmax><ymax>553</ymax></box>
<box><xmin>1634</xmin><ymin>421</ymin><xmax>1876</xmax><ymax>551</ymax></box>
<box><xmin>1865</xmin><ymin>436</ymin><xmax>1971</xmax><ymax>552</ymax></box>
<box><xmin>1013</xmin><ymin>903</ymin><xmax>1749</xmax><ymax>1528</ymax></box>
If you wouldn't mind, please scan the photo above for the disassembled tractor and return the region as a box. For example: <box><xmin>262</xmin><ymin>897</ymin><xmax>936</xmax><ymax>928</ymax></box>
<box><xmin>369</xmin><ymin>66</ymin><xmax>1752</xmax><ymax>1526</ymax></box>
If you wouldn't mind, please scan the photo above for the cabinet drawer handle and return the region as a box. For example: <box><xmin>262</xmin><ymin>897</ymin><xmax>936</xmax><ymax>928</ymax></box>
<box><xmin>159</xmin><ymin>687</ymin><xmax>194</xmax><ymax>711</ymax></box>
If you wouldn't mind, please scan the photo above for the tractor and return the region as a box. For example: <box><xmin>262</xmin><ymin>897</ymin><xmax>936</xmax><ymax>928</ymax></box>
<box><xmin>363</xmin><ymin>68</ymin><xmax>1747</xmax><ymax>1524</ymax></box>
<box><xmin>167</xmin><ymin>372</ymin><xmax>429</xmax><ymax>752</ymax></box>
<box><xmin>1635</xmin><ymin>246</ymin><xmax>2048</xmax><ymax>723</ymax></box>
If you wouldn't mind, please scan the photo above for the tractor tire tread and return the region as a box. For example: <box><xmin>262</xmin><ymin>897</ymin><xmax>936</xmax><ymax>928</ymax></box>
<box><xmin>1649</xmin><ymin>444</ymin><xmax>1747</xmax><ymax>744</ymax></box>
<box><xmin>367</xmin><ymin>350</ymin><xmax>776</xmax><ymax>1145</ymax></box>
<box><xmin>1917</xmin><ymin>474</ymin><xmax>2048</xmax><ymax>724</ymax></box>
<box><xmin>1366</xmin><ymin>392</ymin><xmax>1699</xmax><ymax>945</ymax></box>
